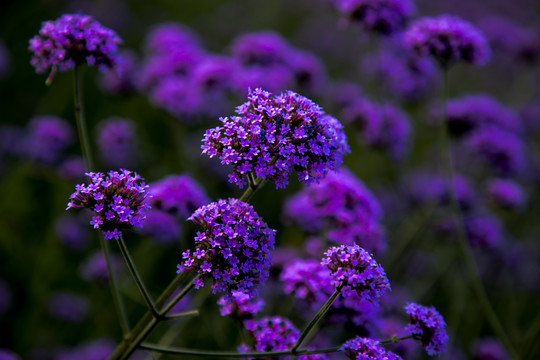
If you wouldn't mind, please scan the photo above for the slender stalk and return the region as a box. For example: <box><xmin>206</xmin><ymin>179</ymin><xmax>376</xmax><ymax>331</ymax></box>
<box><xmin>239</xmin><ymin>176</ymin><xmax>267</xmax><ymax>202</ymax></box>
<box><xmin>379</xmin><ymin>335</ymin><xmax>414</xmax><ymax>346</ymax></box>
<box><xmin>117</xmin><ymin>234</ymin><xmax>158</xmax><ymax>317</ymax></box>
<box><xmin>439</xmin><ymin>68</ymin><xmax>519</xmax><ymax>360</ymax></box>
<box><xmin>140</xmin><ymin>343</ymin><xmax>341</xmax><ymax>358</ymax></box>
<box><xmin>109</xmin><ymin>274</ymin><xmax>198</xmax><ymax>360</ymax></box>
<box><xmin>164</xmin><ymin>309</ymin><xmax>199</xmax><ymax>320</ymax></box>
<box><xmin>73</xmin><ymin>65</ymin><xmax>94</xmax><ymax>171</ymax></box>
<box><xmin>291</xmin><ymin>288</ymin><xmax>340</xmax><ymax>353</ymax></box>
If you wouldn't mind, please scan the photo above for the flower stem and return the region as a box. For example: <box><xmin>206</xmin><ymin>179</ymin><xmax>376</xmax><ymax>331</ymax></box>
<box><xmin>108</xmin><ymin>274</ymin><xmax>198</xmax><ymax>360</ymax></box>
<box><xmin>117</xmin><ymin>234</ymin><xmax>158</xmax><ymax>317</ymax></box>
<box><xmin>139</xmin><ymin>343</ymin><xmax>341</xmax><ymax>358</ymax></box>
<box><xmin>379</xmin><ymin>334</ymin><xmax>414</xmax><ymax>346</ymax></box>
<box><xmin>291</xmin><ymin>288</ymin><xmax>340</xmax><ymax>353</ymax></box>
<box><xmin>239</xmin><ymin>176</ymin><xmax>267</xmax><ymax>203</ymax></box>
<box><xmin>73</xmin><ymin>65</ymin><xmax>94</xmax><ymax>172</ymax></box>
<box><xmin>164</xmin><ymin>309</ymin><xmax>199</xmax><ymax>320</ymax></box>
<box><xmin>439</xmin><ymin>68</ymin><xmax>519</xmax><ymax>360</ymax></box>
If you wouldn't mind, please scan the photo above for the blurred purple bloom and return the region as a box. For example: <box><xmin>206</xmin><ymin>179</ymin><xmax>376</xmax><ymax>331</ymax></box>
<box><xmin>66</xmin><ymin>169</ymin><xmax>151</xmax><ymax>240</ymax></box>
<box><xmin>149</xmin><ymin>174</ymin><xmax>209</xmax><ymax>219</ymax></box>
<box><xmin>202</xmin><ymin>88</ymin><xmax>349</xmax><ymax>189</ymax></box>
<box><xmin>231</xmin><ymin>31</ymin><xmax>291</xmax><ymax>67</ymax></box>
<box><xmin>217</xmin><ymin>290</ymin><xmax>264</xmax><ymax>320</ymax></box>
<box><xmin>98</xmin><ymin>50</ymin><xmax>138</xmax><ymax>95</ymax></box>
<box><xmin>232</xmin><ymin>65</ymin><xmax>294</xmax><ymax>94</ymax></box>
<box><xmin>343</xmin><ymin>99</ymin><xmax>411</xmax><ymax>159</ymax></box>
<box><xmin>335</xmin><ymin>0</ymin><xmax>415</xmax><ymax>35</ymax></box>
<box><xmin>0</xmin><ymin>280</ymin><xmax>12</xmax><ymax>317</ymax></box>
<box><xmin>148</xmin><ymin>76</ymin><xmax>203</xmax><ymax>118</ymax></box>
<box><xmin>0</xmin><ymin>125</ymin><xmax>24</xmax><ymax>159</ymax></box>
<box><xmin>288</xmin><ymin>50</ymin><xmax>327</xmax><ymax>94</ymax></box>
<box><xmin>135</xmin><ymin>209</ymin><xmax>180</xmax><ymax>244</ymax></box>
<box><xmin>56</xmin><ymin>339</ymin><xmax>115</xmax><ymax>360</ymax></box>
<box><xmin>54</xmin><ymin>214</ymin><xmax>90</xmax><ymax>251</ymax></box>
<box><xmin>23</xmin><ymin>116</ymin><xmax>74</xmax><ymax>165</ymax></box>
<box><xmin>177</xmin><ymin>199</ymin><xmax>275</xmax><ymax>297</ymax></box>
<box><xmin>96</xmin><ymin>117</ymin><xmax>140</xmax><ymax>169</ymax></box>
<box><xmin>404</xmin><ymin>302</ymin><xmax>448</xmax><ymax>356</ymax></box>
<box><xmin>283</xmin><ymin>168</ymin><xmax>386</xmax><ymax>253</ymax></box>
<box><xmin>322</xmin><ymin>244</ymin><xmax>390</xmax><ymax>302</ymax></box>
<box><xmin>341</xmin><ymin>336</ymin><xmax>401</xmax><ymax>360</ymax></box>
<box><xmin>464</xmin><ymin>214</ymin><xmax>503</xmax><ymax>250</ymax></box>
<box><xmin>404</xmin><ymin>14</ymin><xmax>491</xmax><ymax>67</ymax></box>
<box><xmin>29</xmin><ymin>14</ymin><xmax>122</xmax><ymax>81</ymax></box>
<box><xmin>486</xmin><ymin>179</ymin><xmax>525</xmax><ymax>210</ymax></box>
<box><xmin>0</xmin><ymin>349</ymin><xmax>20</xmax><ymax>360</ymax></box>
<box><xmin>79</xmin><ymin>251</ymin><xmax>122</xmax><ymax>284</ymax></box>
<box><xmin>57</xmin><ymin>156</ymin><xmax>85</xmax><ymax>181</ymax></box>
<box><xmin>144</xmin><ymin>22</ymin><xmax>202</xmax><ymax>55</ymax></box>
<box><xmin>472</xmin><ymin>337</ymin><xmax>511</xmax><ymax>360</ymax></box>
<box><xmin>327</xmin><ymin>80</ymin><xmax>364</xmax><ymax>110</ymax></box>
<box><xmin>47</xmin><ymin>291</ymin><xmax>89</xmax><ymax>323</ymax></box>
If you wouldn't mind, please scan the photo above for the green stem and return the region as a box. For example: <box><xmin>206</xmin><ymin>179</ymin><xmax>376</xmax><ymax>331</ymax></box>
<box><xmin>440</xmin><ymin>68</ymin><xmax>519</xmax><ymax>360</ymax></box>
<box><xmin>379</xmin><ymin>334</ymin><xmax>414</xmax><ymax>346</ymax></box>
<box><xmin>117</xmin><ymin>234</ymin><xmax>158</xmax><ymax>317</ymax></box>
<box><xmin>73</xmin><ymin>65</ymin><xmax>94</xmax><ymax>172</ymax></box>
<box><xmin>140</xmin><ymin>343</ymin><xmax>341</xmax><ymax>358</ymax></box>
<box><xmin>239</xmin><ymin>176</ymin><xmax>267</xmax><ymax>203</ymax></box>
<box><xmin>164</xmin><ymin>309</ymin><xmax>199</xmax><ymax>320</ymax></box>
<box><xmin>291</xmin><ymin>288</ymin><xmax>340</xmax><ymax>353</ymax></box>
<box><xmin>108</xmin><ymin>274</ymin><xmax>198</xmax><ymax>360</ymax></box>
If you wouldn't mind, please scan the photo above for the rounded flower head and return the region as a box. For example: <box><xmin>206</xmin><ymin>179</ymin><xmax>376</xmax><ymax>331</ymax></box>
<box><xmin>341</xmin><ymin>337</ymin><xmax>402</xmax><ymax>360</ymax></box>
<box><xmin>217</xmin><ymin>290</ymin><xmax>264</xmax><ymax>320</ymax></box>
<box><xmin>66</xmin><ymin>169</ymin><xmax>151</xmax><ymax>240</ymax></box>
<box><xmin>404</xmin><ymin>14</ymin><xmax>491</xmax><ymax>67</ymax></box>
<box><xmin>321</xmin><ymin>244</ymin><xmax>390</xmax><ymax>302</ymax></box>
<box><xmin>404</xmin><ymin>302</ymin><xmax>448</xmax><ymax>356</ymax></box>
<box><xmin>486</xmin><ymin>179</ymin><xmax>525</xmax><ymax>210</ymax></box>
<box><xmin>96</xmin><ymin>117</ymin><xmax>140</xmax><ymax>169</ymax></box>
<box><xmin>202</xmin><ymin>88</ymin><xmax>350</xmax><ymax>189</ymax></box>
<box><xmin>29</xmin><ymin>14</ymin><xmax>122</xmax><ymax>80</ymax></box>
<box><xmin>336</xmin><ymin>0</ymin><xmax>415</xmax><ymax>36</ymax></box>
<box><xmin>23</xmin><ymin>115</ymin><xmax>74</xmax><ymax>165</ymax></box>
<box><xmin>177</xmin><ymin>199</ymin><xmax>275</xmax><ymax>298</ymax></box>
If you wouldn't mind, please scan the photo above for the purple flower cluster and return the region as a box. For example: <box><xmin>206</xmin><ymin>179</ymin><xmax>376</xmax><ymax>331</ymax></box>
<box><xmin>29</xmin><ymin>14</ymin><xmax>121</xmax><ymax>80</ymax></box>
<box><xmin>56</xmin><ymin>339</ymin><xmax>115</xmax><ymax>360</ymax></box>
<box><xmin>486</xmin><ymin>179</ymin><xmax>525</xmax><ymax>210</ymax></box>
<box><xmin>202</xmin><ymin>88</ymin><xmax>349</xmax><ymax>189</ymax></box>
<box><xmin>240</xmin><ymin>316</ymin><xmax>328</xmax><ymax>360</ymax></box>
<box><xmin>406</xmin><ymin>172</ymin><xmax>476</xmax><ymax>210</ymax></box>
<box><xmin>464</xmin><ymin>214</ymin><xmax>503</xmax><ymax>250</ymax></box>
<box><xmin>343</xmin><ymin>98</ymin><xmax>411</xmax><ymax>160</ymax></box>
<box><xmin>472</xmin><ymin>337</ymin><xmax>511</xmax><ymax>360</ymax></box>
<box><xmin>96</xmin><ymin>117</ymin><xmax>140</xmax><ymax>169</ymax></box>
<box><xmin>217</xmin><ymin>290</ymin><xmax>264</xmax><ymax>319</ymax></box>
<box><xmin>283</xmin><ymin>168</ymin><xmax>386</xmax><ymax>254</ymax></box>
<box><xmin>66</xmin><ymin>170</ymin><xmax>151</xmax><ymax>240</ymax></box>
<box><xmin>177</xmin><ymin>199</ymin><xmax>275</xmax><ymax>297</ymax></box>
<box><xmin>79</xmin><ymin>251</ymin><xmax>122</xmax><ymax>284</ymax></box>
<box><xmin>335</xmin><ymin>0</ymin><xmax>415</xmax><ymax>36</ymax></box>
<box><xmin>404</xmin><ymin>14</ymin><xmax>491</xmax><ymax>67</ymax></box>
<box><xmin>98</xmin><ymin>50</ymin><xmax>138</xmax><ymax>95</ymax></box>
<box><xmin>443</xmin><ymin>94</ymin><xmax>522</xmax><ymax>137</ymax></box>
<box><xmin>280</xmin><ymin>259</ymin><xmax>333</xmax><ymax>310</ymax></box>
<box><xmin>23</xmin><ymin>116</ymin><xmax>74</xmax><ymax>165</ymax></box>
<box><xmin>0</xmin><ymin>349</ymin><xmax>20</xmax><ymax>360</ymax></box>
<box><xmin>47</xmin><ymin>291</ymin><xmax>89</xmax><ymax>323</ymax></box>
<box><xmin>322</xmin><ymin>244</ymin><xmax>390</xmax><ymax>302</ymax></box>
<box><xmin>404</xmin><ymin>302</ymin><xmax>448</xmax><ymax>356</ymax></box>
<box><xmin>341</xmin><ymin>336</ymin><xmax>401</xmax><ymax>360</ymax></box>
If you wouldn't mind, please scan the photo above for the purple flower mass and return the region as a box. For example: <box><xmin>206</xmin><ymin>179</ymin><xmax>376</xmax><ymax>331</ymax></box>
<box><xmin>202</xmin><ymin>88</ymin><xmax>349</xmax><ymax>189</ymax></box>
<box><xmin>404</xmin><ymin>14</ymin><xmax>491</xmax><ymax>67</ymax></box>
<box><xmin>23</xmin><ymin>115</ymin><xmax>74</xmax><ymax>165</ymax></box>
<box><xmin>66</xmin><ymin>170</ymin><xmax>151</xmax><ymax>240</ymax></box>
<box><xmin>341</xmin><ymin>336</ymin><xmax>401</xmax><ymax>360</ymax></box>
<box><xmin>283</xmin><ymin>168</ymin><xmax>386</xmax><ymax>254</ymax></box>
<box><xmin>487</xmin><ymin>179</ymin><xmax>525</xmax><ymax>210</ymax></box>
<box><xmin>96</xmin><ymin>117</ymin><xmax>140</xmax><ymax>169</ymax></box>
<box><xmin>404</xmin><ymin>302</ymin><xmax>448</xmax><ymax>356</ymax></box>
<box><xmin>29</xmin><ymin>14</ymin><xmax>121</xmax><ymax>80</ymax></box>
<box><xmin>336</xmin><ymin>0</ymin><xmax>415</xmax><ymax>36</ymax></box>
<box><xmin>177</xmin><ymin>199</ymin><xmax>275</xmax><ymax>297</ymax></box>
<box><xmin>217</xmin><ymin>290</ymin><xmax>264</xmax><ymax>319</ymax></box>
<box><xmin>322</xmin><ymin>244</ymin><xmax>390</xmax><ymax>302</ymax></box>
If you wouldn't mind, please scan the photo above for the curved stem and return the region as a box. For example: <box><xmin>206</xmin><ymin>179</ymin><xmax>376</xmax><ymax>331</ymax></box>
<box><xmin>239</xmin><ymin>176</ymin><xmax>267</xmax><ymax>203</ymax></box>
<box><xmin>291</xmin><ymin>288</ymin><xmax>340</xmax><ymax>353</ymax></box>
<box><xmin>379</xmin><ymin>334</ymin><xmax>414</xmax><ymax>346</ymax></box>
<box><xmin>439</xmin><ymin>68</ymin><xmax>519</xmax><ymax>360</ymax></box>
<box><xmin>117</xmin><ymin>234</ymin><xmax>158</xmax><ymax>317</ymax></box>
<box><xmin>140</xmin><ymin>343</ymin><xmax>341</xmax><ymax>358</ymax></box>
<box><xmin>73</xmin><ymin>65</ymin><xmax>94</xmax><ymax>172</ymax></box>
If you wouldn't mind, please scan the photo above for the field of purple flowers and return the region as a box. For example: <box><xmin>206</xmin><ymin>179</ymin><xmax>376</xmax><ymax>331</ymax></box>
<box><xmin>1</xmin><ymin>0</ymin><xmax>540</xmax><ymax>359</ymax></box>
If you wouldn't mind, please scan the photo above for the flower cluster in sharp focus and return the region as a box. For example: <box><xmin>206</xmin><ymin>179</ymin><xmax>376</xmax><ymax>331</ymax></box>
<box><xmin>201</xmin><ymin>87</ymin><xmax>350</xmax><ymax>189</ymax></box>
<box><xmin>29</xmin><ymin>14</ymin><xmax>122</xmax><ymax>80</ymax></box>
<box><xmin>66</xmin><ymin>169</ymin><xmax>151</xmax><ymax>240</ymax></box>
<box><xmin>322</xmin><ymin>244</ymin><xmax>391</xmax><ymax>302</ymax></box>
<box><xmin>404</xmin><ymin>302</ymin><xmax>448</xmax><ymax>356</ymax></box>
<box><xmin>177</xmin><ymin>198</ymin><xmax>275</xmax><ymax>297</ymax></box>
<box><xmin>341</xmin><ymin>336</ymin><xmax>401</xmax><ymax>360</ymax></box>
<box><xmin>404</xmin><ymin>14</ymin><xmax>491</xmax><ymax>67</ymax></box>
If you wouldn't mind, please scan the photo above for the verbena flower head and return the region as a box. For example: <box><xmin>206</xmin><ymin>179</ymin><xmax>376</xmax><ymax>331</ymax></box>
<box><xmin>404</xmin><ymin>302</ymin><xmax>448</xmax><ymax>356</ymax></box>
<box><xmin>47</xmin><ymin>291</ymin><xmax>89</xmax><ymax>323</ymax></box>
<box><xmin>335</xmin><ymin>0</ymin><xmax>415</xmax><ymax>36</ymax></box>
<box><xmin>79</xmin><ymin>251</ymin><xmax>122</xmax><ymax>284</ymax></box>
<box><xmin>341</xmin><ymin>336</ymin><xmax>402</xmax><ymax>360</ymax></box>
<box><xmin>177</xmin><ymin>198</ymin><xmax>275</xmax><ymax>297</ymax></box>
<box><xmin>29</xmin><ymin>14</ymin><xmax>122</xmax><ymax>80</ymax></box>
<box><xmin>0</xmin><ymin>348</ymin><xmax>20</xmax><ymax>360</ymax></box>
<box><xmin>487</xmin><ymin>179</ymin><xmax>525</xmax><ymax>210</ymax></box>
<box><xmin>231</xmin><ymin>31</ymin><xmax>291</xmax><ymax>67</ymax></box>
<box><xmin>217</xmin><ymin>290</ymin><xmax>264</xmax><ymax>320</ymax></box>
<box><xmin>136</xmin><ymin>209</ymin><xmax>180</xmax><ymax>245</ymax></box>
<box><xmin>54</xmin><ymin>214</ymin><xmax>90</xmax><ymax>251</ymax></box>
<box><xmin>66</xmin><ymin>170</ymin><xmax>151</xmax><ymax>240</ymax></box>
<box><xmin>202</xmin><ymin>88</ymin><xmax>350</xmax><ymax>189</ymax></box>
<box><xmin>240</xmin><ymin>316</ymin><xmax>328</xmax><ymax>360</ymax></box>
<box><xmin>283</xmin><ymin>168</ymin><xmax>386</xmax><ymax>254</ymax></box>
<box><xmin>404</xmin><ymin>14</ymin><xmax>491</xmax><ymax>67</ymax></box>
<box><xmin>56</xmin><ymin>339</ymin><xmax>116</xmax><ymax>360</ymax></box>
<box><xmin>96</xmin><ymin>117</ymin><xmax>139</xmax><ymax>169</ymax></box>
<box><xmin>98</xmin><ymin>50</ymin><xmax>138</xmax><ymax>95</ymax></box>
<box><xmin>464</xmin><ymin>214</ymin><xmax>503</xmax><ymax>250</ymax></box>
<box><xmin>472</xmin><ymin>337</ymin><xmax>511</xmax><ymax>360</ymax></box>
<box><xmin>144</xmin><ymin>22</ymin><xmax>201</xmax><ymax>55</ymax></box>
<box><xmin>322</xmin><ymin>244</ymin><xmax>390</xmax><ymax>302</ymax></box>
<box><xmin>23</xmin><ymin>115</ymin><xmax>74</xmax><ymax>165</ymax></box>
